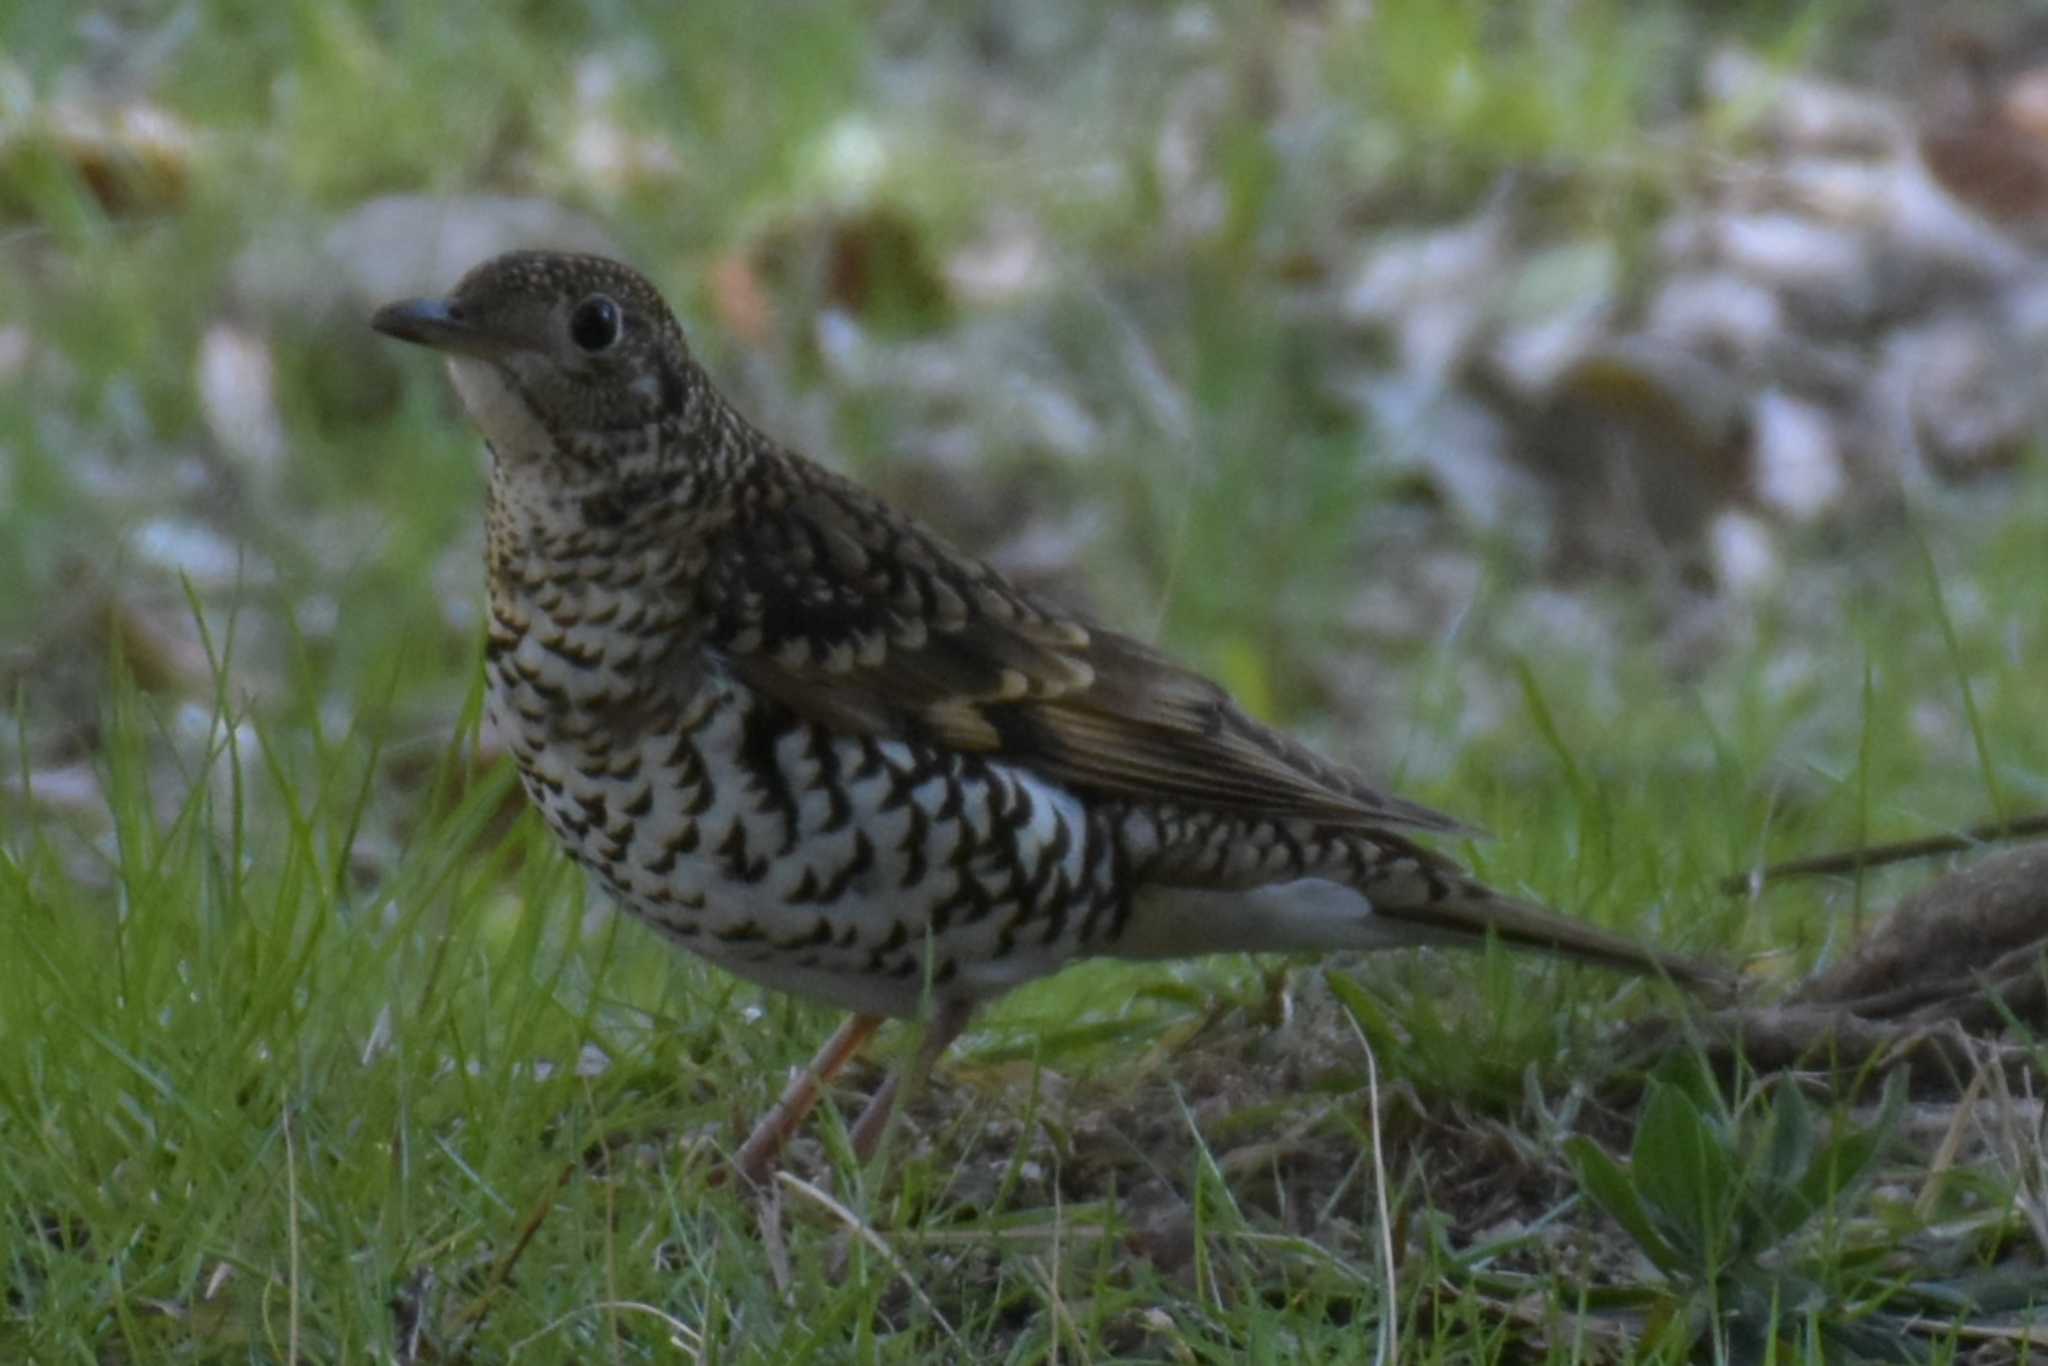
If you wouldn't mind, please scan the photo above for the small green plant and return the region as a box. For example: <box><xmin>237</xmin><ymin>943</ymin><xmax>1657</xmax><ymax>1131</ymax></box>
<box><xmin>1567</xmin><ymin>1064</ymin><xmax>1912</xmax><ymax>1359</ymax></box>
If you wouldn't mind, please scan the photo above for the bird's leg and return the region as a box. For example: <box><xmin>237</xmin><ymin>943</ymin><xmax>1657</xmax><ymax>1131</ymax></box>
<box><xmin>848</xmin><ymin>998</ymin><xmax>974</xmax><ymax>1165</ymax></box>
<box><xmin>734</xmin><ymin>1012</ymin><xmax>883</xmax><ymax>1185</ymax></box>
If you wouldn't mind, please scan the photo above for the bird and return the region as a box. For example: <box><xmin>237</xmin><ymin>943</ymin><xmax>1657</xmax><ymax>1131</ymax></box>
<box><xmin>370</xmin><ymin>250</ymin><xmax>1726</xmax><ymax>1184</ymax></box>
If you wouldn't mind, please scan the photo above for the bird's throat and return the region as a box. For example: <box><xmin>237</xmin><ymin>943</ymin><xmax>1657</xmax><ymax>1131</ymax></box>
<box><xmin>445</xmin><ymin>356</ymin><xmax>556</xmax><ymax>468</ymax></box>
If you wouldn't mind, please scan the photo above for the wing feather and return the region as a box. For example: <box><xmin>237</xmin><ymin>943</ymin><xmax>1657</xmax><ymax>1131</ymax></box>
<box><xmin>701</xmin><ymin>460</ymin><xmax>1469</xmax><ymax>835</ymax></box>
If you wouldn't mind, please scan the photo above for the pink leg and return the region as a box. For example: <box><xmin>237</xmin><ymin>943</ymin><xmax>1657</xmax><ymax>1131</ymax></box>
<box><xmin>847</xmin><ymin>999</ymin><xmax>974</xmax><ymax>1164</ymax></box>
<box><xmin>734</xmin><ymin>1013</ymin><xmax>882</xmax><ymax>1186</ymax></box>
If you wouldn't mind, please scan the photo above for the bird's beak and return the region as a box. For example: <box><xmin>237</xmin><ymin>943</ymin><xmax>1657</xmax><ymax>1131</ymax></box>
<box><xmin>370</xmin><ymin>296</ymin><xmax>506</xmax><ymax>358</ymax></box>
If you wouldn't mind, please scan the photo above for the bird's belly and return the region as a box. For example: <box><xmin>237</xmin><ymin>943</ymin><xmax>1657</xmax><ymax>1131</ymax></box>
<box><xmin>491</xmin><ymin>679</ymin><xmax>1111</xmax><ymax>1019</ymax></box>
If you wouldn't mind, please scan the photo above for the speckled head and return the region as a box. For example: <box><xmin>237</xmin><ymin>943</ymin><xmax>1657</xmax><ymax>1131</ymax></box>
<box><xmin>372</xmin><ymin>251</ymin><xmax>700</xmax><ymax>474</ymax></box>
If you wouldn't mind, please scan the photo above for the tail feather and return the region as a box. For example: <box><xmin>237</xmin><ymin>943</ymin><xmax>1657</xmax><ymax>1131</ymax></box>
<box><xmin>1372</xmin><ymin>885</ymin><xmax>1731</xmax><ymax>994</ymax></box>
<box><xmin>1116</xmin><ymin>875</ymin><xmax>1731</xmax><ymax>996</ymax></box>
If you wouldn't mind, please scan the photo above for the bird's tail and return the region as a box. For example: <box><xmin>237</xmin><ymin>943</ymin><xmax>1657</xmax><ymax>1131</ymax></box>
<box><xmin>1370</xmin><ymin>877</ymin><xmax>1731</xmax><ymax>994</ymax></box>
<box><xmin>1117</xmin><ymin>874</ymin><xmax>1730</xmax><ymax>996</ymax></box>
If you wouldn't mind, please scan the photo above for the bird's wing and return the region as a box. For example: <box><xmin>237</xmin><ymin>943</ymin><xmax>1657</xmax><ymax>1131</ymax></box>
<box><xmin>700</xmin><ymin>465</ymin><xmax>1468</xmax><ymax>834</ymax></box>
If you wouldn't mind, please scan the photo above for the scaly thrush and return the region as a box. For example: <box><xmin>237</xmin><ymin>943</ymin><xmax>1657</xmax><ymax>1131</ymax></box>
<box><xmin>372</xmin><ymin>251</ymin><xmax>1723</xmax><ymax>1183</ymax></box>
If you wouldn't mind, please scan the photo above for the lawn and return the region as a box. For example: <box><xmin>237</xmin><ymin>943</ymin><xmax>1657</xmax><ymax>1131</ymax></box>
<box><xmin>3</xmin><ymin>1</ymin><xmax>2046</xmax><ymax>1359</ymax></box>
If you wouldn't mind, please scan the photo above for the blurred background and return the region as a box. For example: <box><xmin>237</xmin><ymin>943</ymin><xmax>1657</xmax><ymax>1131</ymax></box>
<box><xmin>7</xmin><ymin>0</ymin><xmax>2048</xmax><ymax>967</ymax></box>
<box><xmin>13</xmin><ymin>0</ymin><xmax>2048</xmax><ymax>1354</ymax></box>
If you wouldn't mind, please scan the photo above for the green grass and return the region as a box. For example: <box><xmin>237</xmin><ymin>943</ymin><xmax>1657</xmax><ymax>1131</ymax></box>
<box><xmin>4</xmin><ymin>0</ymin><xmax>2046</xmax><ymax>1358</ymax></box>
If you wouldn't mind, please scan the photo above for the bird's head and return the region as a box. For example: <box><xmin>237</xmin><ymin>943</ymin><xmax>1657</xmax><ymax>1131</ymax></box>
<box><xmin>372</xmin><ymin>251</ymin><xmax>705</xmax><ymax>482</ymax></box>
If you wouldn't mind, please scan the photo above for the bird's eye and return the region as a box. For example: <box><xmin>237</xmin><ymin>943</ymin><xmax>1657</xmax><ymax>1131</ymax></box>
<box><xmin>569</xmin><ymin>295</ymin><xmax>622</xmax><ymax>352</ymax></box>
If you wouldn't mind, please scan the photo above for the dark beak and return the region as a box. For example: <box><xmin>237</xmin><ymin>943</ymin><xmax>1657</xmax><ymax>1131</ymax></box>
<box><xmin>370</xmin><ymin>296</ymin><xmax>502</xmax><ymax>356</ymax></box>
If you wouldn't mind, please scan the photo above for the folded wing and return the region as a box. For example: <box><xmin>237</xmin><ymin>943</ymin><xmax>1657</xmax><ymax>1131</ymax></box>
<box><xmin>700</xmin><ymin>460</ymin><xmax>1467</xmax><ymax>835</ymax></box>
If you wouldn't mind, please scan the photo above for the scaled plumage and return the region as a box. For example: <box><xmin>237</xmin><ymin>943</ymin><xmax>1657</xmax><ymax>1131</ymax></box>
<box><xmin>372</xmin><ymin>251</ymin><xmax>1723</xmax><ymax>1182</ymax></box>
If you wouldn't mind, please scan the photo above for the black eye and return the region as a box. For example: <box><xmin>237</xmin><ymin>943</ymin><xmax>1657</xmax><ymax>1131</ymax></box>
<box><xmin>569</xmin><ymin>295</ymin><xmax>622</xmax><ymax>352</ymax></box>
